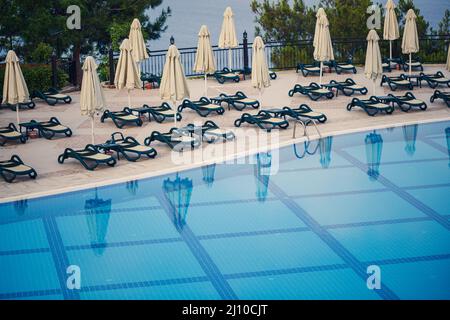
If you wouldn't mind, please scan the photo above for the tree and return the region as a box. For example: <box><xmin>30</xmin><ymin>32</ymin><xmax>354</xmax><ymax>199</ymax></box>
<box><xmin>437</xmin><ymin>9</ymin><xmax>450</xmax><ymax>35</ymax></box>
<box><xmin>397</xmin><ymin>0</ymin><xmax>429</xmax><ymax>37</ymax></box>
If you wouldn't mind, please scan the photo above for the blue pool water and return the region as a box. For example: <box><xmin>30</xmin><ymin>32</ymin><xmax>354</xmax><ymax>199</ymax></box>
<box><xmin>1</xmin><ymin>121</ymin><xmax>449</xmax><ymax>300</ymax></box>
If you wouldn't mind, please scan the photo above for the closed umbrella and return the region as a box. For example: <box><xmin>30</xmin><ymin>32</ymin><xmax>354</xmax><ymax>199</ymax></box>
<box><xmin>129</xmin><ymin>18</ymin><xmax>149</xmax><ymax>79</ymax></box>
<box><xmin>365</xmin><ymin>29</ymin><xmax>383</xmax><ymax>95</ymax></box>
<box><xmin>446</xmin><ymin>45</ymin><xmax>450</xmax><ymax>72</ymax></box>
<box><xmin>2</xmin><ymin>50</ymin><xmax>30</xmax><ymax>124</ymax></box>
<box><xmin>219</xmin><ymin>7</ymin><xmax>238</xmax><ymax>70</ymax></box>
<box><xmin>402</xmin><ymin>9</ymin><xmax>419</xmax><ymax>76</ymax></box>
<box><xmin>160</xmin><ymin>44</ymin><xmax>190</xmax><ymax>123</ymax></box>
<box><xmin>114</xmin><ymin>38</ymin><xmax>141</xmax><ymax>107</ymax></box>
<box><xmin>80</xmin><ymin>56</ymin><xmax>106</xmax><ymax>144</ymax></box>
<box><xmin>313</xmin><ymin>8</ymin><xmax>334</xmax><ymax>84</ymax></box>
<box><xmin>194</xmin><ymin>25</ymin><xmax>216</xmax><ymax>95</ymax></box>
<box><xmin>383</xmin><ymin>0</ymin><xmax>400</xmax><ymax>61</ymax></box>
<box><xmin>251</xmin><ymin>36</ymin><xmax>270</xmax><ymax>109</ymax></box>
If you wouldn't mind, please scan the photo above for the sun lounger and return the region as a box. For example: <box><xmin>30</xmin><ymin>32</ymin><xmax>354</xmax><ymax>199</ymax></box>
<box><xmin>378</xmin><ymin>92</ymin><xmax>427</xmax><ymax>112</ymax></box>
<box><xmin>58</xmin><ymin>144</ymin><xmax>116</xmax><ymax>170</ymax></box>
<box><xmin>347</xmin><ymin>97</ymin><xmax>395</xmax><ymax>116</ymax></box>
<box><xmin>101</xmin><ymin>108</ymin><xmax>143</xmax><ymax>128</ymax></box>
<box><xmin>382</xmin><ymin>59</ymin><xmax>392</xmax><ymax>73</ymax></box>
<box><xmin>402</xmin><ymin>58</ymin><xmax>423</xmax><ymax>72</ymax></box>
<box><xmin>210</xmin><ymin>91</ymin><xmax>260</xmax><ymax>111</ymax></box>
<box><xmin>144</xmin><ymin>128</ymin><xmax>201</xmax><ymax>152</ymax></box>
<box><xmin>125</xmin><ymin>103</ymin><xmax>182</xmax><ymax>123</ymax></box>
<box><xmin>419</xmin><ymin>72</ymin><xmax>450</xmax><ymax>88</ymax></box>
<box><xmin>288</xmin><ymin>82</ymin><xmax>334</xmax><ymax>101</ymax></box>
<box><xmin>234</xmin><ymin>111</ymin><xmax>290</xmax><ymax>132</ymax></box>
<box><xmin>430</xmin><ymin>90</ymin><xmax>450</xmax><ymax>108</ymax></box>
<box><xmin>19</xmin><ymin>117</ymin><xmax>72</xmax><ymax>140</ymax></box>
<box><xmin>179</xmin><ymin>121</ymin><xmax>236</xmax><ymax>143</ymax></box>
<box><xmin>0</xmin><ymin>155</ymin><xmax>37</xmax><ymax>183</ymax></box>
<box><xmin>213</xmin><ymin>68</ymin><xmax>241</xmax><ymax>84</ymax></box>
<box><xmin>140</xmin><ymin>72</ymin><xmax>161</xmax><ymax>89</ymax></box>
<box><xmin>178</xmin><ymin>98</ymin><xmax>225</xmax><ymax>117</ymax></box>
<box><xmin>0</xmin><ymin>95</ymin><xmax>35</xmax><ymax>110</ymax></box>
<box><xmin>328</xmin><ymin>79</ymin><xmax>368</xmax><ymax>96</ymax></box>
<box><xmin>32</xmin><ymin>88</ymin><xmax>72</xmax><ymax>106</ymax></box>
<box><xmin>326</xmin><ymin>60</ymin><xmax>357</xmax><ymax>74</ymax></box>
<box><xmin>380</xmin><ymin>74</ymin><xmax>414</xmax><ymax>91</ymax></box>
<box><xmin>266</xmin><ymin>105</ymin><xmax>327</xmax><ymax>123</ymax></box>
<box><xmin>296</xmin><ymin>62</ymin><xmax>323</xmax><ymax>77</ymax></box>
<box><xmin>234</xmin><ymin>67</ymin><xmax>277</xmax><ymax>80</ymax></box>
<box><xmin>96</xmin><ymin>132</ymin><xmax>157</xmax><ymax>162</ymax></box>
<box><xmin>0</xmin><ymin>123</ymin><xmax>27</xmax><ymax>146</ymax></box>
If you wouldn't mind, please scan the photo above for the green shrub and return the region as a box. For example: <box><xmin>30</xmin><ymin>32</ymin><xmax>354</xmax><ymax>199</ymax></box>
<box><xmin>0</xmin><ymin>64</ymin><xmax>68</xmax><ymax>95</ymax></box>
<box><xmin>30</xmin><ymin>43</ymin><xmax>53</xmax><ymax>63</ymax></box>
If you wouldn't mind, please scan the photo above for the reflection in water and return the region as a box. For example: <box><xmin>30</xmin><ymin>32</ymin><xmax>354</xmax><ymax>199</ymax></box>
<box><xmin>254</xmin><ymin>152</ymin><xmax>272</xmax><ymax>202</ymax></box>
<box><xmin>403</xmin><ymin>124</ymin><xmax>418</xmax><ymax>156</ymax></box>
<box><xmin>126</xmin><ymin>180</ymin><xmax>139</xmax><ymax>196</ymax></box>
<box><xmin>365</xmin><ymin>131</ymin><xmax>383</xmax><ymax>181</ymax></box>
<box><xmin>14</xmin><ymin>199</ymin><xmax>28</xmax><ymax>216</ymax></box>
<box><xmin>163</xmin><ymin>174</ymin><xmax>193</xmax><ymax>230</ymax></box>
<box><xmin>85</xmin><ymin>189</ymin><xmax>111</xmax><ymax>256</ymax></box>
<box><xmin>319</xmin><ymin>136</ymin><xmax>333</xmax><ymax>169</ymax></box>
<box><xmin>446</xmin><ymin>128</ymin><xmax>450</xmax><ymax>167</ymax></box>
<box><xmin>202</xmin><ymin>164</ymin><xmax>216</xmax><ymax>188</ymax></box>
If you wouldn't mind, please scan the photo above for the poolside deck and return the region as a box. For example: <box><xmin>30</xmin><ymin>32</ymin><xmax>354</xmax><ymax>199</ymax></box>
<box><xmin>1</xmin><ymin>65</ymin><xmax>449</xmax><ymax>202</ymax></box>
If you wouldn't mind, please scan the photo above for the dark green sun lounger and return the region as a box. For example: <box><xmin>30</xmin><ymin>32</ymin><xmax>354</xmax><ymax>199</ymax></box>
<box><xmin>213</xmin><ymin>68</ymin><xmax>241</xmax><ymax>84</ymax></box>
<box><xmin>234</xmin><ymin>111</ymin><xmax>290</xmax><ymax>132</ymax></box>
<box><xmin>0</xmin><ymin>155</ymin><xmax>37</xmax><ymax>183</ymax></box>
<box><xmin>19</xmin><ymin>117</ymin><xmax>72</xmax><ymax>140</ymax></box>
<box><xmin>58</xmin><ymin>144</ymin><xmax>116</xmax><ymax>171</ymax></box>
<box><xmin>328</xmin><ymin>79</ymin><xmax>368</xmax><ymax>96</ymax></box>
<box><xmin>0</xmin><ymin>95</ymin><xmax>35</xmax><ymax>110</ymax></box>
<box><xmin>144</xmin><ymin>128</ymin><xmax>201</xmax><ymax>152</ymax></box>
<box><xmin>126</xmin><ymin>103</ymin><xmax>181</xmax><ymax>123</ymax></box>
<box><xmin>101</xmin><ymin>108</ymin><xmax>143</xmax><ymax>128</ymax></box>
<box><xmin>381</xmin><ymin>75</ymin><xmax>414</xmax><ymax>91</ymax></box>
<box><xmin>32</xmin><ymin>88</ymin><xmax>72</xmax><ymax>106</ymax></box>
<box><xmin>326</xmin><ymin>60</ymin><xmax>357</xmax><ymax>74</ymax></box>
<box><xmin>178</xmin><ymin>98</ymin><xmax>225</xmax><ymax>117</ymax></box>
<box><xmin>430</xmin><ymin>90</ymin><xmax>450</xmax><ymax>108</ymax></box>
<box><xmin>378</xmin><ymin>92</ymin><xmax>427</xmax><ymax>112</ymax></box>
<box><xmin>0</xmin><ymin>123</ymin><xmax>27</xmax><ymax>146</ymax></box>
<box><xmin>347</xmin><ymin>97</ymin><xmax>395</xmax><ymax>116</ymax></box>
<box><xmin>296</xmin><ymin>62</ymin><xmax>323</xmax><ymax>77</ymax></box>
<box><xmin>288</xmin><ymin>82</ymin><xmax>334</xmax><ymax>101</ymax></box>
<box><xmin>210</xmin><ymin>91</ymin><xmax>260</xmax><ymax>111</ymax></box>
<box><xmin>179</xmin><ymin>121</ymin><xmax>236</xmax><ymax>143</ymax></box>
<box><xmin>96</xmin><ymin>132</ymin><xmax>157</xmax><ymax>162</ymax></box>
<box><xmin>402</xmin><ymin>58</ymin><xmax>423</xmax><ymax>72</ymax></box>
<box><xmin>266</xmin><ymin>105</ymin><xmax>327</xmax><ymax>123</ymax></box>
<box><xmin>419</xmin><ymin>72</ymin><xmax>450</xmax><ymax>89</ymax></box>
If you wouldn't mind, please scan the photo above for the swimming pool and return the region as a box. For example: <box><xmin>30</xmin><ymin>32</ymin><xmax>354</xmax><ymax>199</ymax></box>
<box><xmin>1</xmin><ymin>120</ymin><xmax>449</xmax><ymax>300</ymax></box>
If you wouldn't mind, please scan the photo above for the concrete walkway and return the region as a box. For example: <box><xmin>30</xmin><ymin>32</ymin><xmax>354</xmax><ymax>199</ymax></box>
<box><xmin>1</xmin><ymin>65</ymin><xmax>449</xmax><ymax>202</ymax></box>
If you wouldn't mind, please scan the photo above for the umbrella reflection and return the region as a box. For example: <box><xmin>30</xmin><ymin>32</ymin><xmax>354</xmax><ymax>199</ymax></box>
<box><xmin>163</xmin><ymin>174</ymin><xmax>193</xmax><ymax>230</ymax></box>
<box><xmin>446</xmin><ymin>128</ymin><xmax>450</xmax><ymax>167</ymax></box>
<box><xmin>13</xmin><ymin>199</ymin><xmax>28</xmax><ymax>216</ymax></box>
<box><xmin>254</xmin><ymin>152</ymin><xmax>272</xmax><ymax>202</ymax></box>
<box><xmin>202</xmin><ymin>164</ymin><xmax>216</xmax><ymax>188</ymax></box>
<box><xmin>365</xmin><ymin>131</ymin><xmax>383</xmax><ymax>181</ymax></box>
<box><xmin>126</xmin><ymin>180</ymin><xmax>139</xmax><ymax>196</ymax></box>
<box><xmin>403</xmin><ymin>124</ymin><xmax>418</xmax><ymax>156</ymax></box>
<box><xmin>85</xmin><ymin>189</ymin><xmax>111</xmax><ymax>256</ymax></box>
<box><xmin>319</xmin><ymin>136</ymin><xmax>333</xmax><ymax>169</ymax></box>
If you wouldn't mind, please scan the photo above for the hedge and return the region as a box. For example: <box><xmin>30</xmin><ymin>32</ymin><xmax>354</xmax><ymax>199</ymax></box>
<box><xmin>0</xmin><ymin>64</ymin><xmax>68</xmax><ymax>95</ymax></box>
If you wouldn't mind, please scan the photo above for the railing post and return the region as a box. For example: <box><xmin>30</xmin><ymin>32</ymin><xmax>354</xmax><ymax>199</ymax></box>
<box><xmin>51</xmin><ymin>53</ymin><xmax>58</xmax><ymax>88</ymax></box>
<box><xmin>109</xmin><ymin>48</ymin><xmax>114</xmax><ymax>85</ymax></box>
<box><xmin>243</xmin><ymin>31</ymin><xmax>249</xmax><ymax>73</ymax></box>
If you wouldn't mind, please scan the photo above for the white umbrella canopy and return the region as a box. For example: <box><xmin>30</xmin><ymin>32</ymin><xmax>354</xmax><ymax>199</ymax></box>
<box><xmin>365</xmin><ymin>30</ymin><xmax>383</xmax><ymax>95</ymax></box>
<box><xmin>402</xmin><ymin>9</ymin><xmax>419</xmax><ymax>75</ymax></box>
<box><xmin>114</xmin><ymin>38</ymin><xmax>141</xmax><ymax>107</ymax></box>
<box><xmin>383</xmin><ymin>0</ymin><xmax>400</xmax><ymax>60</ymax></box>
<box><xmin>313</xmin><ymin>9</ymin><xmax>334</xmax><ymax>84</ymax></box>
<box><xmin>160</xmin><ymin>45</ymin><xmax>190</xmax><ymax>122</ymax></box>
<box><xmin>194</xmin><ymin>25</ymin><xmax>216</xmax><ymax>95</ymax></box>
<box><xmin>251</xmin><ymin>36</ymin><xmax>270</xmax><ymax>109</ymax></box>
<box><xmin>218</xmin><ymin>6</ymin><xmax>238</xmax><ymax>70</ymax></box>
<box><xmin>129</xmin><ymin>18</ymin><xmax>149</xmax><ymax>62</ymax></box>
<box><xmin>2</xmin><ymin>50</ymin><xmax>30</xmax><ymax>124</ymax></box>
<box><xmin>80</xmin><ymin>56</ymin><xmax>106</xmax><ymax>144</ymax></box>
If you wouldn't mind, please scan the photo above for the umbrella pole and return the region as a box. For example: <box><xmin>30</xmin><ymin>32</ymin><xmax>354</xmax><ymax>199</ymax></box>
<box><xmin>319</xmin><ymin>62</ymin><xmax>323</xmax><ymax>85</ymax></box>
<box><xmin>259</xmin><ymin>88</ymin><xmax>262</xmax><ymax>111</ymax></box>
<box><xmin>409</xmin><ymin>53</ymin><xmax>412</xmax><ymax>76</ymax></box>
<box><xmin>127</xmin><ymin>89</ymin><xmax>131</xmax><ymax>107</ymax></box>
<box><xmin>228</xmin><ymin>48</ymin><xmax>232</xmax><ymax>70</ymax></box>
<box><xmin>91</xmin><ymin>115</ymin><xmax>95</xmax><ymax>145</ymax></box>
<box><xmin>389</xmin><ymin>41</ymin><xmax>393</xmax><ymax>61</ymax></box>
<box><xmin>372</xmin><ymin>79</ymin><xmax>376</xmax><ymax>96</ymax></box>
<box><xmin>173</xmin><ymin>100</ymin><xmax>177</xmax><ymax>124</ymax></box>
<box><xmin>16</xmin><ymin>104</ymin><xmax>20</xmax><ymax>125</ymax></box>
<box><xmin>204</xmin><ymin>73</ymin><xmax>208</xmax><ymax>96</ymax></box>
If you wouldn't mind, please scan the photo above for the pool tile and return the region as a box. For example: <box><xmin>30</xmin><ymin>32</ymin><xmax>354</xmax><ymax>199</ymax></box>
<box><xmin>0</xmin><ymin>219</ymin><xmax>48</xmax><ymax>252</ymax></box>
<box><xmin>188</xmin><ymin>201</ymin><xmax>305</xmax><ymax>236</ymax></box>
<box><xmin>296</xmin><ymin>191</ymin><xmax>426</xmax><ymax>226</ymax></box>
<box><xmin>330</xmin><ymin>221</ymin><xmax>450</xmax><ymax>262</ymax></box>
<box><xmin>229</xmin><ymin>268</ymin><xmax>380</xmax><ymax>300</ymax></box>
<box><xmin>67</xmin><ymin>242</ymin><xmax>205</xmax><ymax>287</ymax></box>
<box><xmin>408</xmin><ymin>186</ymin><xmax>450</xmax><ymax>216</ymax></box>
<box><xmin>201</xmin><ymin>232</ymin><xmax>343</xmax><ymax>275</ymax></box>
<box><xmin>381</xmin><ymin>259</ymin><xmax>450</xmax><ymax>299</ymax></box>
<box><xmin>57</xmin><ymin>209</ymin><xmax>180</xmax><ymax>247</ymax></box>
<box><xmin>280</xmin><ymin>149</ymin><xmax>351</xmax><ymax>171</ymax></box>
